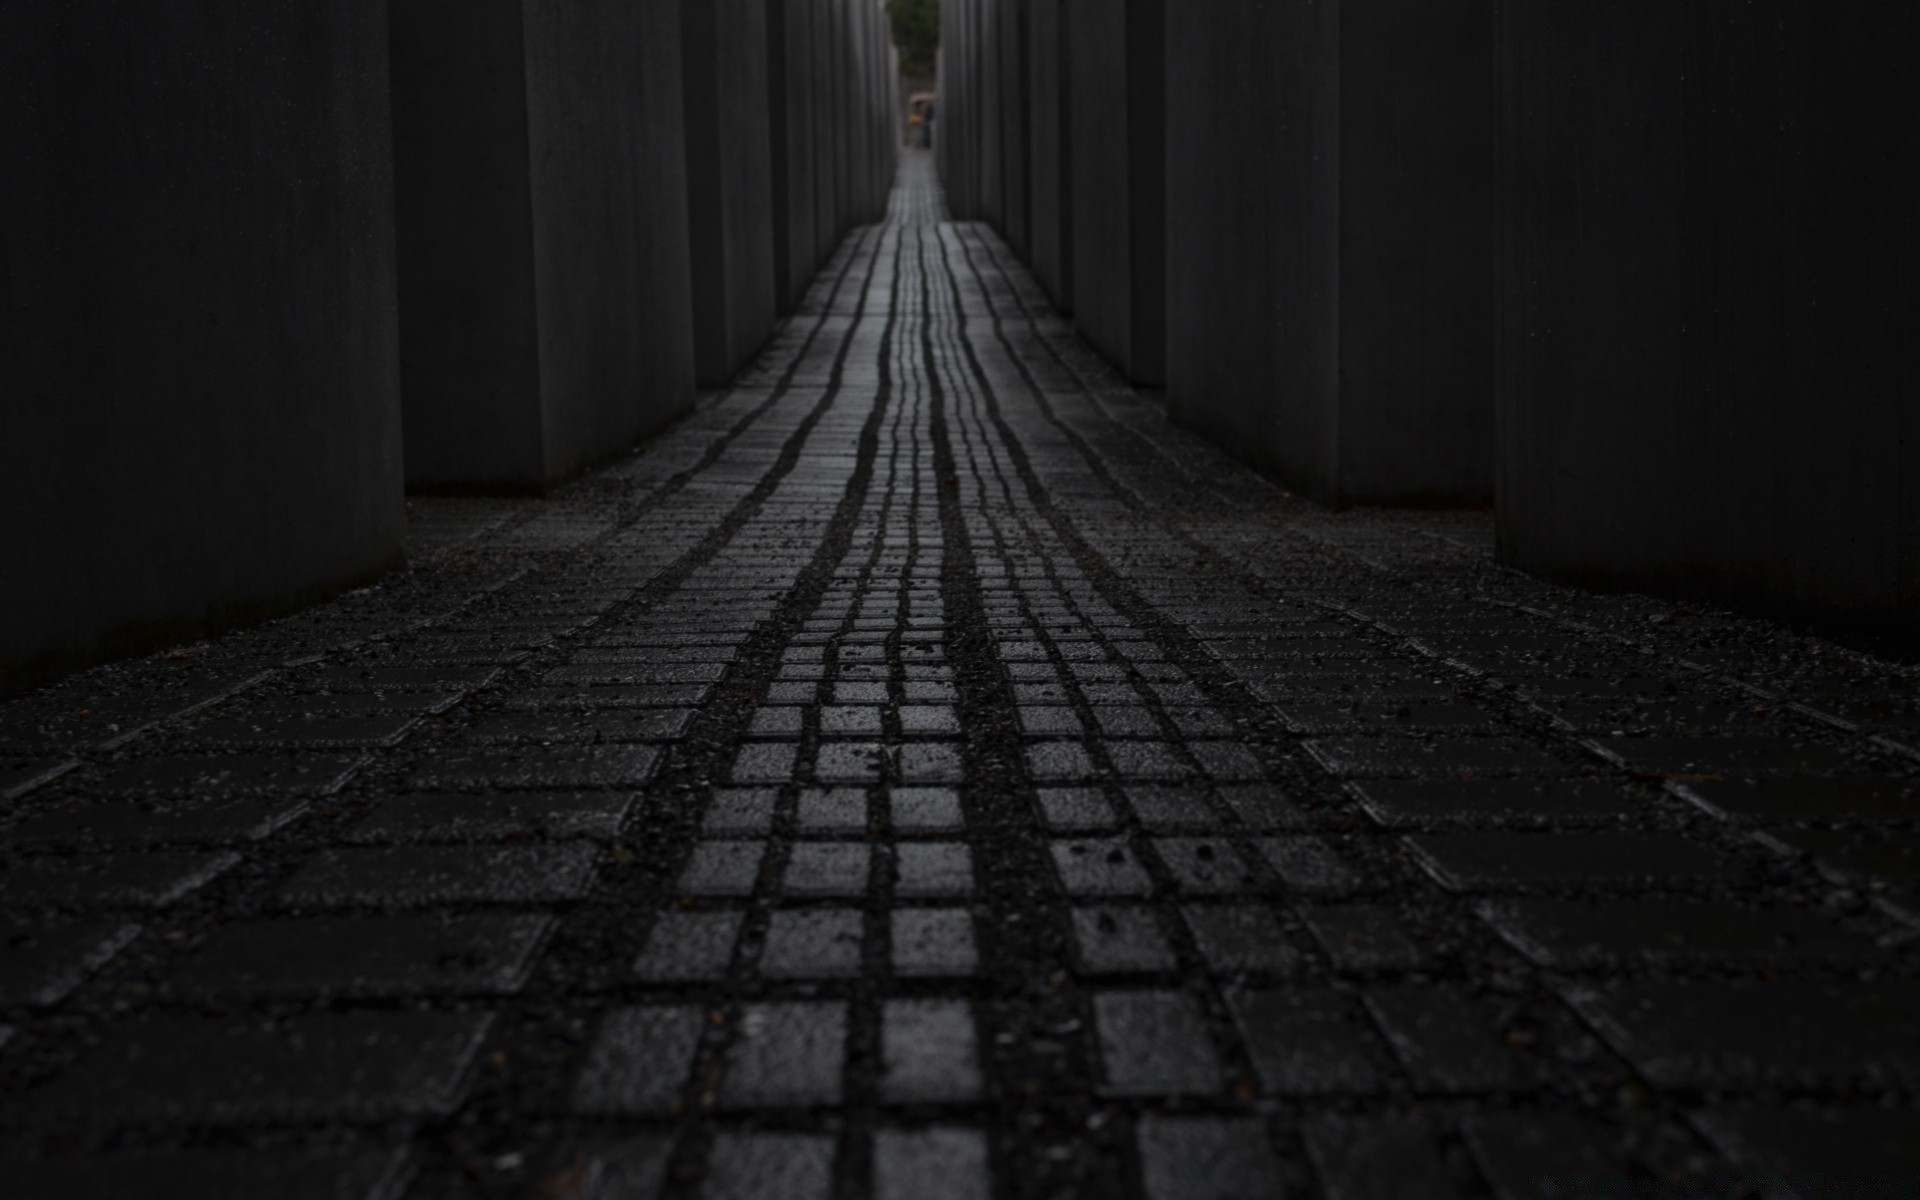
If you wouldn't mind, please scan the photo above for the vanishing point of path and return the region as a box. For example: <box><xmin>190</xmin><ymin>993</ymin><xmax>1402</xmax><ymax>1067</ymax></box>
<box><xmin>3</xmin><ymin>156</ymin><xmax>1918</xmax><ymax>1198</ymax></box>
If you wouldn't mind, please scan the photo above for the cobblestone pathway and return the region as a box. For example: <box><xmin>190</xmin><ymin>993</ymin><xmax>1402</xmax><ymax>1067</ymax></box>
<box><xmin>4</xmin><ymin>157</ymin><xmax>1919</xmax><ymax>1198</ymax></box>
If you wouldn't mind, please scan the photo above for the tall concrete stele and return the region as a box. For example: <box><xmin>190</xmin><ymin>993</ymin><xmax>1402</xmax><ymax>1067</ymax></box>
<box><xmin>1</xmin><ymin>0</ymin><xmax>900</xmax><ymax>696</ymax></box>
<box><xmin>936</xmin><ymin>0</ymin><xmax>1916</xmax><ymax>642</ymax></box>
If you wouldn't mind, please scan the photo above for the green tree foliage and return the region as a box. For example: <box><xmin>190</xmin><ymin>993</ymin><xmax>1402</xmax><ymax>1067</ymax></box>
<box><xmin>887</xmin><ymin>0</ymin><xmax>939</xmax><ymax>78</ymax></box>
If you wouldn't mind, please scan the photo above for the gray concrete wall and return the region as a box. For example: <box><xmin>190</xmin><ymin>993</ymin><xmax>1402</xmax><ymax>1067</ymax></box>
<box><xmin>1165</xmin><ymin>0</ymin><xmax>1492</xmax><ymax>506</ymax></box>
<box><xmin>391</xmin><ymin>0</ymin><xmax>695</xmax><ymax>489</ymax></box>
<box><xmin>768</xmin><ymin>0</ymin><xmax>820</xmax><ymax>313</ymax></box>
<box><xmin>1067</xmin><ymin>0</ymin><xmax>1164</xmax><ymax>385</ymax></box>
<box><xmin>1025</xmin><ymin>0</ymin><xmax>1071</xmax><ymax>313</ymax></box>
<box><xmin>997</xmin><ymin>0</ymin><xmax>1031</xmax><ymax>258</ymax></box>
<box><xmin>684</xmin><ymin>0</ymin><xmax>779</xmax><ymax>385</ymax></box>
<box><xmin>1494</xmin><ymin>2</ymin><xmax>1919</xmax><ymax>638</ymax></box>
<box><xmin>0</xmin><ymin>1</ymin><xmax>405</xmax><ymax>692</ymax></box>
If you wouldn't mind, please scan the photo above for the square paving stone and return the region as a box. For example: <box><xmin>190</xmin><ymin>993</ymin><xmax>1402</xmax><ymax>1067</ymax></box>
<box><xmin>1227</xmin><ymin>989</ymin><xmax>1385</xmax><ymax>1094</ymax></box>
<box><xmin>1461</xmin><ymin>1114</ymin><xmax>1640</xmax><ymax>1200</ymax></box>
<box><xmin>899</xmin><ymin>706</ymin><xmax>960</xmax><ymax>736</ymax></box>
<box><xmin>164</xmin><ymin>914</ymin><xmax>554</xmax><ymax>998</ymax></box>
<box><xmin>1590</xmin><ymin>736</ymin><xmax>1861</xmax><ymax>777</ymax></box>
<box><xmin>1352</xmin><ymin>780</ymin><xmax>1635</xmax><ymax>829</ymax></box>
<box><xmin>1406</xmin><ymin>832</ymin><xmax>1737</xmax><ymax>890</ymax></box>
<box><xmin>346</xmin><ymin>792</ymin><xmax>636</xmax><ymax>842</ymax></box>
<box><xmin>0</xmin><ymin>919</ymin><xmax>140</xmax><ymax>1006</ymax></box>
<box><xmin>891</xmin><ymin>787</ymin><xmax>964</xmax><ymax>833</ymax></box>
<box><xmin>679</xmin><ymin>842</ymin><xmax>766</xmax><ymax>896</ymax></box>
<box><xmin>761</xmin><ymin>910</ymin><xmax>864</xmax><ymax>979</ymax></box>
<box><xmin>796</xmin><ymin>788</ymin><xmax>869</xmax><ymax>833</ymax></box>
<box><xmin>1305</xmin><ymin>738</ymin><xmax>1569</xmax><ymax>779</ymax></box>
<box><xmin>1126</xmin><ymin>787</ymin><xmax>1222</xmax><ymax>831</ymax></box>
<box><xmin>33</xmin><ymin>1011</ymin><xmax>492</xmax><ymax>1122</ymax></box>
<box><xmin>1364</xmin><ymin>986</ymin><xmax>1549</xmax><ymax>1092</ymax></box>
<box><xmin>1036</xmin><ymin>789</ymin><xmax>1117</xmax><ymax>832</ymax></box>
<box><xmin>1303</xmin><ymin>1116</ymin><xmax>1460</xmax><ymax>1200</ymax></box>
<box><xmin>891</xmin><ymin>909</ymin><xmax>978</xmax><ymax>978</ymax></box>
<box><xmin>91</xmin><ymin>753</ymin><xmax>367</xmax><ymax>797</ymax></box>
<box><xmin>899</xmin><ymin>743</ymin><xmax>965</xmax><ymax>784</ymax></box>
<box><xmin>783</xmin><ymin>843</ymin><xmax>871</xmax><ymax>897</ymax></box>
<box><xmin>882</xmin><ymin>1000</ymin><xmax>981</xmax><ymax>1103</ymax></box>
<box><xmin>571</xmin><ymin>1006</ymin><xmax>706</xmax><ymax>1113</ymax></box>
<box><xmin>1692</xmin><ymin>1108</ymin><xmax>1920</xmax><ymax>1187</ymax></box>
<box><xmin>1256</xmin><ymin>837</ymin><xmax>1363</xmax><ymax>895</ymax></box>
<box><xmin>874</xmin><ymin>1129</ymin><xmax>991</xmax><ymax>1200</ymax></box>
<box><xmin>1568</xmin><ymin>982</ymin><xmax>1920</xmax><ymax>1089</ymax></box>
<box><xmin>3</xmin><ymin>1147</ymin><xmax>410</xmax><ymax>1200</ymax></box>
<box><xmin>1183</xmin><ymin>906</ymin><xmax>1301</xmax><ymax>974</ymax></box>
<box><xmin>815</xmin><ymin>742</ymin><xmax>886</xmax><ymax>783</ymax></box>
<box><xmin>821</xmin><ymin>707</ymin><xmax>884</xmax><ymax>736</ymax></box>
<box><xmin>0</xmin><ymin>851</ymin><xmax>238</xmax><ymax>908</ymax></box>
<box><xmin>1137</xmin><ymin>1115</ymin><xmax>1285</xmax><ymax>1200</ymax></box>
<box><xmin>706</xmin><ymin>1132</ymin><xmax>835</xmax><ymax>1200</ymax></box>
<box><xmin>705</xmin><ymin>790</ymin><xmax>777</xmax><ymax>834</ymax></box>
<box><xmin>1481</xmin><ymin>899</ymin><xmax>1880</xmax><ymax>969</ymax></box>
<box><xmin>1094</xmin><ymin>991</ymin><xmax>1223</xmax><ymax>1097</ymax></box>
<box><xmin>541</xmin><ymin>663</ymin><xmax>726</xmax><ymax>686</ymax></box>
<box><xmin>1051</xmin><ymin>839</ymin><xmax>1154</xmax><ymax>896</ymax></box>
<box><xmin>894</xmin><ymin>843</ymin><xmax>974</xmax><ymax>897</ymax></box>
<box><xmin>6</xmin><ymin>796</ymin><xmax>309</xmax><ymax>846</ymax></box>
<box><xmin>1028</xmin><ymin>742</ymin><xmax>1100</xmax><ymax>783</ymax></box>
<box><xmin>1301</xmin><ymin>906</ymin><xmax>1433</xmax><ymax>973</ymax></box>
<box><xmin>1072</xmin><ymin>907</ymin><xmax>1178</xmax><ymax>975</ymax></box>
<box><xmin>1108</xmin><ymin>742</ymin><xmax>1193</xmax><ymax>782</ymax></box>
<box><xmin>1153</xmin><ymin>838</ymin><xmax>1265</xmax><ymax>895</ymax></box>
<box><xmin>719</xmin><ymin>1001</ymin><xmax>847</xmax><ymax>1108</ymax></box>
<box><xmin>1217</xmin><ymin>784</ymin><xmax>1318</xmax><ymax>831</ymax></box>
<box><xmin>184</xmin><ymin>712</ymin><xmax>419</xmax><ymax>749</ymax></box>
<box><xmin>274</xmin><ymin>844</ymin><xmax>600</xmax><ymax>906</ymax></box>
<box><xmin>634</xmin><ymin>910</ymin><xmax>744</xmax><ymax>983</ymax></box>
<box><xmin>1680</xmin><ymin>778</ymin><xmax>1920</xmax><ymax>823</ymax></box>
<box><xmin>404</xmin><ymin>745</ymin><xmax>661</xmax><ymax>790</ymax></box>
<box><xmin>732</xmin><ymin>743</ymin><xmax>799</xmax><ymax>784</ymax></box>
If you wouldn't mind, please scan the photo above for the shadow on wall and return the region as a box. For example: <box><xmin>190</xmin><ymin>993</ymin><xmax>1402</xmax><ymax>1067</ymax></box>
<box><xmin>936</xmin><ymin>0</ymin><xmax>1918</xmax><ymax>647</ymax></box>
<box><xmin>1</xmin><ymin>0</ymin><xmax>902</xmax><ymax>696</ymax></box>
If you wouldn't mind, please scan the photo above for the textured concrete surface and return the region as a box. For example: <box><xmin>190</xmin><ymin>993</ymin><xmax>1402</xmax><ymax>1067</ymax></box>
<box><xmin>1165</xmin><ymin>0</ymin><xmax>1494</xmax><ymax>506</ymax></box>
<box><xmin>1493</xmin><ymin>3</ymin><xmax>1919</xmax><ymax>640</ymax></box>
<box><xmin>390</xmin><ymin>0</ymin><xmax>696</xmax><ymax>490</ymax></box>
<box><xmin>768</xmin><ymin>0</ymin><xmax>820</xmax><ymax>314</ymax></box>
<box><xmin>0</xmin><ymin>1</ymin><xmax>405</xmax><ymax>695</ymax></box>
<box><xmin>682</xmin><ymin>0</ymin><xmax>780</xmax><ymax>387</ymax></box>
<box><xmin>3</xmin><ymin>159</ymin><xmax>1917</xmax><ymax>1197</ymax></box>
<box><xmin>1025</xmin><ymin>0</ymin><xmax>1072</xmax><ymax>314</ymax></box>
<box><xmin>1067</xmin><ymin>0</ymin><xmax>1164</xmax><ymax>385</ymax></box>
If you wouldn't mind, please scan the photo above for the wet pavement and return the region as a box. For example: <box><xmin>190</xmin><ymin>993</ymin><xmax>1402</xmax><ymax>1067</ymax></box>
<box><xmin>3</xmin><ymin>157</ymin><xmax>1918</xmax><ymax>1198</ymax></box>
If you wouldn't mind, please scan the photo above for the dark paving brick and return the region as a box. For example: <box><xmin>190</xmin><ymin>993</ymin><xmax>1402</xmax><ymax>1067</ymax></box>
<box><xmin>705</xmin><ymin>1132</ymin><xmax>836</xmax><ymax>1200</ymax></box>
<box><xmin>1304</xmin><ymin>1116</ymin><xmax>1461</xmax><ymax>1200</ymax></box>
<box><xmin>4</xmin><ymin>1147</ymin><xmax>410</xmax><ymax>1200</ymax></box>
<box><xmin>274</xmin><ymin>844</ymin><xmax>600</xmax><ymax>906</ymax></box>
<box><xmin>873</xmin><ymin>1128</ymin><xmax>991</xmax><ymax>1200</ymax></box>
<box><xmin>0</xmin><ymin>850</ymin><xmax>238</xmax><ymax>908</ymax></box>
<box><xmin>1570</xmin><ymin>982</ymin><xmax>1920</xmax><ymax>1088</ymax></box>
<box><xmin>1682</xmin><ymin>777</ymin><xmax>1920</xmax><ymax>823</ymax></box>
<box><xmin>346</xmin><ymin>792</ymin><xmax>634</xmax><ymax>842</ymax></box>
<box><xmin>1461</xmin><ymin>1114</ymin><xmax>1639</xmax><ymax>1199</ymax></box>
<box><xmin>163</xmin><ymin>914</ymin><xmax>554</xmax><ymax>998</ymax></box>
<box><xmin>1407</xmin><ymin>832</ymin><xmax>1737</xmax><ymax>890</ymax></box>
<box><xmin>30</xmin><ymin>1012</ymin><xmax>491</xmax><ymax>1122</ymax></box>
<box><xmin>1137</xmin><ymin>1115</ymin><xmax>1284</xmax><ymax>1200</ymax></box>
<box><xmin>404</xmin><ymin>745</ymin><xmax>661</xmax><ymax>790</ymax></box>
<box><xmin>1352</xmin><ymin>779</ymin><xmax>1634</xmax><ymax>828</ymax></box>
<box><xmin>1365</xmin><ymin>986</ymin><xmax>1549</xmax><ymax>1092</ymax></box>
<box><xmin>1482</xmin><ymin>898</ymin><xmax>1879</xmax><ymax>969</ymax></box>
<box><xmin>5</xmin><ymin>796</ymin><xmax>308</xmax><ymax>846</ymax></box>
<box><xmin>90</xmin><ymin>753</ymin><xmax>366</xmax><ymax>797</ymax></box>
<box><xmin>719</xmin><ymin>1001</ymin><xmax>847</xmax><ymax>1108</ymax></box>
<box><xmin>571</xmin><ymin>1006</ymin><xmax>705</xmax><ymax>1114</ymax></box>
<box><xmin>0</xmin><ymin>919</ymin><xmax>139</xmax><ymax>1006</ymax></box>
<box><xmin>1094</xmin><ymin>991</ymin><xmax>1223</xmax><ymax>1097</ymax></box>
<box><xmin>1228</xmin><ymin>989</ymin><xmax>1383</xmax><ymax>1094</ymax></box>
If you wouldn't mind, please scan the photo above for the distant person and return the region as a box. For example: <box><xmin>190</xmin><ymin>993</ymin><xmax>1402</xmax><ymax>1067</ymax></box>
<box><xmin>922</xmin><ymin>102</ymin><xmax>935</xmax><ymax>149</ymax></box>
